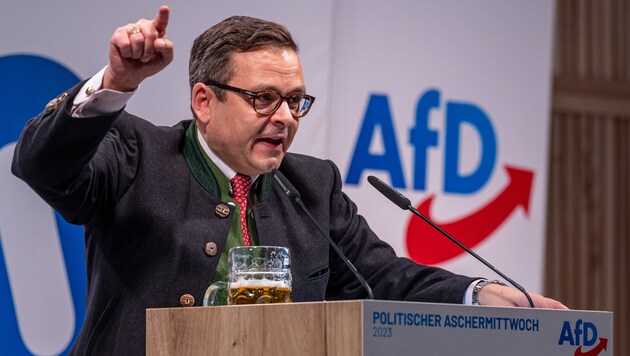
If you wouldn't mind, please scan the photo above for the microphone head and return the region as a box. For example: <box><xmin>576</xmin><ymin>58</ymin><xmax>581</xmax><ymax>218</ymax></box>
<box><xmin>367</xmin><ymin>175</ymin><xmax>411</xmax><ymax>210</ymax></box>
<box><xmin>272</xmin><ymin>169</ymin><xmax>301</xmax><ymax>200</ymax></box>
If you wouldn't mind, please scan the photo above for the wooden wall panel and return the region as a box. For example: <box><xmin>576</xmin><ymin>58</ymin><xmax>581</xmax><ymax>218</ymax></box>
<box><xmin>547</xmin><ymin>1</ymin><xmax>630</xmax><ymax>354</ymax></box>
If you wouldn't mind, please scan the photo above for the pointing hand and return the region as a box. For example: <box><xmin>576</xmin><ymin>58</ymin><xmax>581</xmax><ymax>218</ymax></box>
<box><xmin>104</xmin><ymin>6</ymin><xmax>174</xmax><ymax>92</ymax></box>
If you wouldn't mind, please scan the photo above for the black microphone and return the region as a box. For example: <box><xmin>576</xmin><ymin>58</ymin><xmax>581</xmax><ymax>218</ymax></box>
<box><xmin>272</xmin><ymin>169</ymin><xmax>374</xmax><ymax>300</ymax></box>
<box><xmin>367</xmin><ymin>175</ymin><xmax>535</xmax><ymax>308</ymax></box>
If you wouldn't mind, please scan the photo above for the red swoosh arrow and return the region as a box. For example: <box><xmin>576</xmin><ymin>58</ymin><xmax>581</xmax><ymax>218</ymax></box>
<box><xmin>405</xmin><ymin>165</ymin><xmax>534</xmax><ymax>265</ymax></box>
<box><xmin>574</xmin><ymin>338</ymin><xmax>608</xmax><ymax>356</ymax></box>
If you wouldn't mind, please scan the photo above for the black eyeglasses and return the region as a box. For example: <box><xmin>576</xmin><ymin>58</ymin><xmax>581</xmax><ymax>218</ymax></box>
<box><xmin>206</xmin><ymin>80</ymin><xmax>315</xmax><ymax>118</ymax></box>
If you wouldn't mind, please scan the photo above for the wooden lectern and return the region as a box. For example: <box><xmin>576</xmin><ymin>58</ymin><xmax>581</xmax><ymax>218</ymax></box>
<box><xmin>147</xmin><ymin>300</ymin><xmax>614</xmax><ymax>355</ymax></box>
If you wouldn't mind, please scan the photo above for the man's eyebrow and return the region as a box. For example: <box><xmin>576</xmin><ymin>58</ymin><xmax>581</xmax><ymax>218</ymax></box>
<box><xmin>249</xmin><ymin>84</ymin><xmax>307</xmax><ymax>94</ymax></box>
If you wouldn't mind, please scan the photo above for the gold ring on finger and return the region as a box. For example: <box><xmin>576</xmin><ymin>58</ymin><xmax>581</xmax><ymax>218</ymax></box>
<box><xmin>127</xmin><ymin>25</ymin><xmax>141</xmax><ymax>35</ymax></box>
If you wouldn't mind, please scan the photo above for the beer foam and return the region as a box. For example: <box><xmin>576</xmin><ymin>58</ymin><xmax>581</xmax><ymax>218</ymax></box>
<box><xmin>230</xmin><ymin>277</ymin><xmax>290</xmax><ymax>289</ymax></box>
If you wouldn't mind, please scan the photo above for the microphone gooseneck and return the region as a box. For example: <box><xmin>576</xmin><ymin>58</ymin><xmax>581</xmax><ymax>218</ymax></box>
<box><xmin>272</xmin><ymin>169</ymin><xmax>374</xmax><ymax>300</ymax></box>
<box><xmin>367</xmin><ymin>175</ymin><xmax>535</xmax><ymax>308</ymax></box>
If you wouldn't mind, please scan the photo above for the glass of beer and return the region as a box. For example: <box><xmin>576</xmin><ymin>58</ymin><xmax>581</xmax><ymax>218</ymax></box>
<box><xmin>203</xmin><ymin>246</ymin><xmax>292</xmax><ymax>306</ymax></box>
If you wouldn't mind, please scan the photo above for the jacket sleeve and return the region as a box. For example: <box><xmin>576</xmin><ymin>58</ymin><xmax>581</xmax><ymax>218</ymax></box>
<box><xmin>11</xmin><ymin>82</ymin><xmax>139</xmax><ymax>225</ymax></box>
<box><xmin>321</xmin><ymin>160</ymin><xmax>476</xmax><ymax>304</ymax></box>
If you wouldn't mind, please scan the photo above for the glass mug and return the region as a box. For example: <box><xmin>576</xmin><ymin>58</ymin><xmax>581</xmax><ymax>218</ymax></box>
<box><xmin>203</xmin><ymin>246</ymin><xmax>292</xmax><ymax>306</ymax></box>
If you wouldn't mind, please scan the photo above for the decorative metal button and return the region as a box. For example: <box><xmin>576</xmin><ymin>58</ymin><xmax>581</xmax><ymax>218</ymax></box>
<box><xmin>179</xmin><ymin>294</ymin><xmax>195</xmax><ymax>307</ymax></box>
<box><xmin>204</xmin><ymin>242</ymin><xmax>218</xmax><ymax>256</ymax></box>
<box><xmin>44</xmin><ymin>92</ymin><xmax>68</xmax><ymax>113</ymax></box>
<box><xmin>85</xmin><ymin>86</ymin><xmax>95</xmax><ymax>96</ymax></box>
<box><xmin>215</xmin><ymin>204</ymin><xmax>230</xmax><ymax>218</ymax></box>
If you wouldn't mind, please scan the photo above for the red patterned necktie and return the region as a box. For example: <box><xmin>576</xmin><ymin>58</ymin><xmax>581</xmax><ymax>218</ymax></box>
<box><xmin>230</xmin><ymin>174</ymin><xmax>253</xmax><ymax>246</ymax></box>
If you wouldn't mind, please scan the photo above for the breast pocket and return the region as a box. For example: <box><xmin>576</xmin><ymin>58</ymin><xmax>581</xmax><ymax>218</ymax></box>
<box><xmin>307</xmin><ymin>265</ymin><xmax>330</xmax><ymax>282</ymax></box>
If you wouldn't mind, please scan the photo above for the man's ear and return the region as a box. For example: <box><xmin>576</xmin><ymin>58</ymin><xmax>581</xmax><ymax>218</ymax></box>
<box><xmin>191</xmin><ymin>83</ymin><xmax>214</xmax><ymax>124</ymax></box>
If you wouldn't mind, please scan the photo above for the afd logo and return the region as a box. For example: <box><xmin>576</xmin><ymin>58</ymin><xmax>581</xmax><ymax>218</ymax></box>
<box><xmin>345</xmin><ymin>90</ymin><xmax>533</xmax><ymax>264</ymax></box>
<box><xmin>0</xmin><ymin>55</ymin><xmax>85</xmax><ymax>355</ymax></box>
<box><xmin>558</xmin><ymin>320</ymin><xmax>609</xmax><ymax>355</ymax></box>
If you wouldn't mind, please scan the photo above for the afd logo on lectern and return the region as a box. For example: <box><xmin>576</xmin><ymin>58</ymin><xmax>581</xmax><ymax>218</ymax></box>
<box><xmin>558</xmin><ymin>319</ymin><xmax>609</xmax><ymax>355</ymax></box>
<box><xmin>345</xmin><ymin>90</ymin><xmax>534</xmax><ymax>265</ymax></box>
<box><xmin>0</xmin><ymin>54</ymin><xmax>85</xmax><ymax>356</ymax></box>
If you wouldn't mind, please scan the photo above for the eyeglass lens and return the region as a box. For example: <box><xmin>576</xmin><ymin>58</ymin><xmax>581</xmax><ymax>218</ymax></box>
<box><xmin>254</xmin><ymin>92</ymin><xmax>312</xmax><ymax>117</ymax></box>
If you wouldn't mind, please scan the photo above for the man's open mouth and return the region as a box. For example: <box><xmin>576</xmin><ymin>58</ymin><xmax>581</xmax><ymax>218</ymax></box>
<box><xmin>258</xmin><ymin>137</ymin><xmax>283</xmax><ymax>147</ymax></box>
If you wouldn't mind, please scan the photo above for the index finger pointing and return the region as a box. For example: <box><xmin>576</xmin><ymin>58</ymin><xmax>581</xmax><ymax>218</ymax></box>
<box><xmin>153</xmin><ymin>6</ymin><xmax>170</xmax><ymax>37</ymax></box>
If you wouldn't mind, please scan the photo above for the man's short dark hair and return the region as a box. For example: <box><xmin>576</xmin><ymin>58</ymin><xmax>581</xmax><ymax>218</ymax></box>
<box><xmin>189</xmin><ymin>16</ymin><xmax>299</xmax><ymax>102</ymax></box>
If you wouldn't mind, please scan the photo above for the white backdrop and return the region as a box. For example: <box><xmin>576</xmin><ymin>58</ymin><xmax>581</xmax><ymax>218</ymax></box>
<box><xmin>0</xmin><ymin>1</ymin><xmax>555</xmax><ymax>354</ymax></box>
<box><xmin>330</xmin><ymin>0</ymin><xmax>555</xmax><ymax>289</ymax></box>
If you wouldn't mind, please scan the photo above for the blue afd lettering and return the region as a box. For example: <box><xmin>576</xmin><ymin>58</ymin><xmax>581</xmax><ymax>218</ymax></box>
<box><xmin>409</xmin><ymin>89</ymin><xmax>439</xmax><ymax>190</ymax></box>
<box><xmin>346</xmin><ymin>94</ymin><xmax>406</xmax><ymax>188</ymax></box>
<box><xmin>558</xmin><ymin>320</ymin><xmax>598</xmax><ymax>346</ymax></box>
<box><xmin>346</xmin><ymin>89</ymin><xmax>497</xmax><ymax>194</ymax></box>
<box><xmin>444</xmin><ymin>102</ymin><xmax>496</xmax><ymax>194</ymax></box>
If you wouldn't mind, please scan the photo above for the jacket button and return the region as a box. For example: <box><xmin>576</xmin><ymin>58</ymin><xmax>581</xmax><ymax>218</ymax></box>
<box><xmin>215</xmin><ymin>204</ymin><xmax>230</xmax><ymax>218</ymax></box>
<box><xmin>204</xmin><ymin>242</ymin><xmax>218</xmax><ymax>256</ymax></box>
<box><xmin>180</xmin><ymin>294</ymin><xmax>195</xmax><ymax>307</ymax></box>
<box><xmin>44</xmin><ymin>92</ymin><xmax>68</xmax><ymax>113</ymax></box>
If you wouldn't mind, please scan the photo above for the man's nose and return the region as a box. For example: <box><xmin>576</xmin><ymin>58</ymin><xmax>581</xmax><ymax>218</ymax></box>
<box><xmin>271</xmin><ymin>100</ymin><xmax>295</xmax><ymax>126</ymax></box>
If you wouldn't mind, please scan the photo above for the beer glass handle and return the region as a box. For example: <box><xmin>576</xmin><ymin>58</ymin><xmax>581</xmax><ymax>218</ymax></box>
<box><xmin>203</xmin><ymin>281</ymin><xmax>228</xmax><ymax>306</ymax></box>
